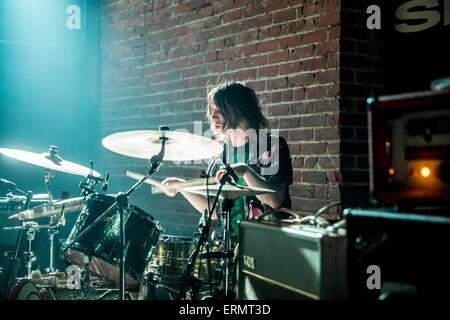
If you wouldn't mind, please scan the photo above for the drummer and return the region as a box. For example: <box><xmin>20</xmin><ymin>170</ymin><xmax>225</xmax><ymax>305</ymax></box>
<box><xmin>162</xmin><ymin>81</ymin><xmax>293</xmax><ymax>244</ymax></box>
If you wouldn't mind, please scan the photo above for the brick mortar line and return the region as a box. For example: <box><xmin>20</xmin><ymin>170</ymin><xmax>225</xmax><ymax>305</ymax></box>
<box><xmin>99</xmin><ymin>66</ymin><xmax>339</xmax><ymax>88</ymax></box>
<box><xmin>99</xmin><ymin>39</ymin><xmax>338</xmax><ymax>73</ymax></box>
<box><xmin>100</xmin><ymin>3</ymin><xmax>339</xmax><ymax>27</ymax></box>
<box><xmin>99</xmin><ymin>8</ymin><xmax>338</xmax><ymax>48</ymax></box>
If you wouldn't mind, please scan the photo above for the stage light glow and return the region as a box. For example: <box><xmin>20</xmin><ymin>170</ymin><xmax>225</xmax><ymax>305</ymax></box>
<box><xmin>420</xmin><ymin>167</ymin><xmax>431</xmax><ymax>178</ymax></box>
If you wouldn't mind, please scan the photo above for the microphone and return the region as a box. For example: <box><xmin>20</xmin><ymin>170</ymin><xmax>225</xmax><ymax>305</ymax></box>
<box><xmin>224</xmin><ymin>164</ymin><xmax>239</xmax><ymax>183</ymax></box>
<box><xmin>102</xmin><ymin>172</ymin><xmax>109</xmax><ymax>192</ymax></box>
<box><xmin>0</xmin><ymin>178</ymin><xmax>16</xmax><ymax>190</ymax></box>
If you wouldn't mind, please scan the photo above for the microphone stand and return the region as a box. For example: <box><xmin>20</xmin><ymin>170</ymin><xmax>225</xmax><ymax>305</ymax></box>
<box><xmin>65</xmin><ymin>132</ymin><xmax>168</xmax><ymax>300</ymax></box>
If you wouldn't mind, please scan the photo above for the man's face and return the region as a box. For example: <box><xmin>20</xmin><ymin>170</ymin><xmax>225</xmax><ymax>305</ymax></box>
<box><xmin>208</xmin><ymin>101</ymin><xmax>225</xmax><ymax>134</ymax></box>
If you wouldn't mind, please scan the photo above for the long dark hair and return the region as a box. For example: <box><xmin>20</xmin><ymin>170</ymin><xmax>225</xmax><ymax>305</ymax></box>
<box><xmin>207</xmin><ymin>81</ymin><xmax>269</xmax><ymax>130</ymax></box>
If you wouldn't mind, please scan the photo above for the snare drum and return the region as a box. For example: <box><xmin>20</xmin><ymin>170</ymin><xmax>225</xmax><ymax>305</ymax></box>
<box><xmin>62</xmin><ymin>193</ymin><xmax>164</xmax><ymax>286</ymax></box>
<box><xmin>149</xmin><ymin>235</ymin><xmax>222</xmax><ymax>288</ymax></box>
<box><xmin>151</xmin><ymin>235</ymin><xmax>194</xmax><ymax>283</ymax></box>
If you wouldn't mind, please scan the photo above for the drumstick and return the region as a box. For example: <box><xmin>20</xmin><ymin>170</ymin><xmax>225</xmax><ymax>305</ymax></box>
<box><xmin>126</xmin><ymin>170</ymin><xmax>216</xmax><ymax>195</ymax></box>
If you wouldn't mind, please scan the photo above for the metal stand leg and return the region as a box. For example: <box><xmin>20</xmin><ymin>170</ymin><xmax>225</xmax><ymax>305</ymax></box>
<box><xmin>221</xmin><ymin>199</ymin><xmax>234</xmax><ymax>299</ymax></box>
<box><xmin>116</xmin><ymin>192</ymin><xmax>128</xmax><ymax>301</ymax></box>
<box><xmin>25</xmin><ymin>227</ymin><xmax>36</xmax><ymax>278</ymax></box>
<box><xmin>81</xmin><ymin>255</ymin><xmax>94</xmax><ymax>300</ymax></box>
<box><xmin>46</xmin><ymin>226</ymin><xmax>58</xmax><ymax>273</ymax></box>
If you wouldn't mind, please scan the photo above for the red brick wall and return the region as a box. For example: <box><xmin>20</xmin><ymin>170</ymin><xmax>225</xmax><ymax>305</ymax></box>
<box><xmin>99</xmin><ymin>0</ymin><xmax>341</xmax><ymax>236</ymax></box>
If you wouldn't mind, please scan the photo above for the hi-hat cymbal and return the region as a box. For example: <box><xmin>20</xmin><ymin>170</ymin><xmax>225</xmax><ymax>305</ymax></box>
<box><xmin>5</xmin><ymin>194</ymin><xmax>53</xmax><ymax>201</ymax></box>
<box><xmin>183</xmin><ymin>184</ymin><xmax>275</xmax><ymax>200</ymax></box>
<box><xmin>126</xmin><ymin>170</ymin><xmax>216</xmax><ymax>194</ymax></box>
<box><xmin>8</xmin><ymin>197</ymin><xmax>85</xmax><ymax>220</ymax></box>
<box><xmin>101</xmin><ymin>130</ymin><xmax>223</xmax><ymax>161</ymax></box>
<box><xmin>0</xmin><ymin>148</ymin><xmax>100</xmax><ymax>177</ymax></box>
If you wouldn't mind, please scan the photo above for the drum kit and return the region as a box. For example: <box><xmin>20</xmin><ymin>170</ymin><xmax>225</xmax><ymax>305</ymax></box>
<box><xmin>0</xmin><ymin>128</ymin><xmax>275</xmax><ymax>301</ymax></box>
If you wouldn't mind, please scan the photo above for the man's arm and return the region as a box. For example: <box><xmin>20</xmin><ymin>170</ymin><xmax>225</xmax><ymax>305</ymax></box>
<box><xmin>216</xmin><ymin>163</ymin><xmax>287</xmax><ymax>209</ymax></box>
<box><xmin>179</xmin><ymin>190</ymin><xmax>219</xmax><ymax>220</ymax></box>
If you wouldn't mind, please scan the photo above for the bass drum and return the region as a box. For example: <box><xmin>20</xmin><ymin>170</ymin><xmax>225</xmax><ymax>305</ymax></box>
<box><xmin>8</xmin><ymin>279</ymin><xmax>55</xmax><ymax>300</ymax></box>
<box><xmin>62</xmin><ymin>193</ymin><xmax>164</xmax><ymax>286</ymax></box>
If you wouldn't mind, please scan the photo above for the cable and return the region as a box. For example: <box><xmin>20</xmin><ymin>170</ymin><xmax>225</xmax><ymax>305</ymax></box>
<box><xmin>312</xmin><ymin>201</ymin><xmax>341</xmax><ymax>225</ymax></box>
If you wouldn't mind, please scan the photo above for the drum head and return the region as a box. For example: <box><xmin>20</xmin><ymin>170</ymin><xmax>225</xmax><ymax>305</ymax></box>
<box><xmin>62</xmin><ymin>193</ymin><xmax>163</xmax><ymax>285</ymax></box>
<box><xmin>8</xmin><ymin>280</ymin><xmax>41</xmax><ymax>300</ymax></box>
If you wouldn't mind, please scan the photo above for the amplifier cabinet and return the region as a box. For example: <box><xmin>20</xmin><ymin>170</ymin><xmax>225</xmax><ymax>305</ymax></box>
<box><xmin>237</xmin><ymin>220</ymin><xmax>347</xmax><ymax>300</ymax></box>
<box><xmin>368</xmin><ymin>89</ymin><xmax>450</xmax><ymax>206</ymax></box>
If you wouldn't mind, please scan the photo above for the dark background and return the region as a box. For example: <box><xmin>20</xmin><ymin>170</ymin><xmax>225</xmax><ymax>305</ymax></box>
<box><xmin>382</xmin><ymin>0</ymin><xmax>449</xmax><ymax>94</ymax></box>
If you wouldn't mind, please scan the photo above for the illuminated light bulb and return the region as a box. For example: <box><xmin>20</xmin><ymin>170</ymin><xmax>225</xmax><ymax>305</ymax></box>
<box><xmin>388</xmin><ymin>168</ymin><xmax>395</xmax><ymax>175</ymax></box>
<box><xmin>420</xmin><ymin>167</ymin><xmax>431</xmax><ymax>178</ymax></box>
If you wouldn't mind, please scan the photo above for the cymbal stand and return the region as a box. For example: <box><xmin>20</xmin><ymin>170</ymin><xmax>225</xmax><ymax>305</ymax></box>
<box><xmin>0</xmin><ymin>185</ymin><xmax>34</xmax><ymax>299</ymax></box>
<box><xmin>79</xmin><ymin>160</ymin><xmax>109</xmax><ymax>196</ymax></box>
<box><xmin>219</xmin><ymin>198</ymin><xmax>235</xmax><ymax>298</ymax></box>
<box><xmin>64</xmin><ymin>129</ymin><xmax>169</xmax><ymax>300</ymax></box>
<box><xmin>177</xmin><ymin>171</ymin><xmax>234</xmax><ymax>300</ymax></box>
<box><xmin>44</xmin><ymin>213</ymin><xmax>67</xmax><ymax>274</ymax></box>
<box><xmin>44</xmin><ymin>169</ymin><xmax>55</xmax><ymax>205</ymax></box>
<box><xmin>24</xmin><ymin>222</ymin><xmax>38</xmax><ymax>278</ymax></box>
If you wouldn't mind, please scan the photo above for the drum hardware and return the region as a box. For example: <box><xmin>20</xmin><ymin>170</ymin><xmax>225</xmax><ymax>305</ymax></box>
<box><xmin>64</xmin><ymin>127</ymin><xmax>170</xmax><ymax>300</ymax></box>
<box><xmin>78</xmin><ymin>255</ymin><xmax>96</xmax><ymax>300</ymax></box>
<box><xmin>180</xmin><ymin>179</ymin><xmax>275</xmax><ymax>300</ymax></box>
<box><xmin>3</xmin><ymin>221</ymin><xmax>63</xmax><ymax>278</ymax></box>
<box><xmin>79</xmin><ymin>160</ymin><xmax>109</xmax><ymax>196</ymax></box>
<box><xmin>44</xmin><ymin>169</ymin><xmax>55</xmax><ymax>205</ymax></box>
<box><xmin>176</xmin><ymin>165</ymin><xmax>264</xmax><ymax>300</ymax></box>
<box><xmin>24</xmin><ymin>223</ymin><xmax>38</xmax><ymax>278</ymax></box>
<box><xmin>45</xmin><ymin>219</ymin><xmax>59</xmax><ymax>274</ymax></box>
<box><xmin>10</xmin><ymin>199</ymin><xmax>79</xmax><ymax>275</ymax></box>
<box><xmin>97</xmin><ymin>127</ymin><xmax>222</xmax><ymax>299</ymax></box>
<box><xmin>1</xmin><ymin>145</ymin><xmax>101</xmax><ymax>276</ymax></box>
<box><xmin>0</xmin><ymin>146</ymin><xmax>105</xmax><ymax>298</ymax></box>
<box><xmin>0</xmin><ymin>180</ymin><xmax>37</xmax><ymax>299</ymax></box>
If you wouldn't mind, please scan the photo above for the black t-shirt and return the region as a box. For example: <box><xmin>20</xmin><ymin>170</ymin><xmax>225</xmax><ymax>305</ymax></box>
<box><xmin>207</xmin><ymin>132</ymin><xmax>293</xmax><ymax>242</ymax></box>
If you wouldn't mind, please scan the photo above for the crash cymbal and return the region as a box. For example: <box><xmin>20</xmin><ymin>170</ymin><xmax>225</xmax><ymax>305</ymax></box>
<box><xmin>183</xmin><ymin>183</ymin><xmax>275</xmax><ymax>200</ymax></box>
<box><xmin>8</xmin><ymin>197</ymin><xmax>84</xmax><ymax>220</ymax></box>
<box><xmin>101</xmin><ymin>130</ymin><xmax>223</xmax><ymax>161</ymax></box>
<box><xmin>0</xmin><ymin>147</ymin><xmax>100</xmax><ymax>177</ymax></box>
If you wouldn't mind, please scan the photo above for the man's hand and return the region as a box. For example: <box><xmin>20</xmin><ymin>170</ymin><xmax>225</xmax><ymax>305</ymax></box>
<box><xmin>161</xmin><ymin>177</ymin><xmax>186</xmax><ymax>197</ymax></box>
<box><xmin>215</xmin><ymin>163</ymin><xmax>249</xmax><ymax>183</ymax></box>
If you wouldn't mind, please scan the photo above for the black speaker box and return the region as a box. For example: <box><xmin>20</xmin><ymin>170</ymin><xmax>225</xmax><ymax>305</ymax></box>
<box><xmin>345</xmin><ymin>208</ymin><xmax>450</xmax><ymax>300</ymax></box>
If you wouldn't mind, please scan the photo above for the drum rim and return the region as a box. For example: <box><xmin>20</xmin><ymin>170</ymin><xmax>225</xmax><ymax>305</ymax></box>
<box><xmin>8</xmin><ymin>279</ymin><xmax>41</xmax><ymax>300</ymax></box>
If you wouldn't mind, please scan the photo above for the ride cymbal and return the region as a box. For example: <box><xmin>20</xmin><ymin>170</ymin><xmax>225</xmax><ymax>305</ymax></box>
<box><xmin>101</xmin><ymin>130</ymin><xmax>223</xmax><ymax>161</ymax></box>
